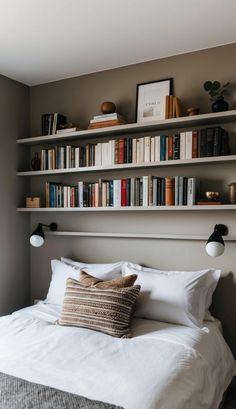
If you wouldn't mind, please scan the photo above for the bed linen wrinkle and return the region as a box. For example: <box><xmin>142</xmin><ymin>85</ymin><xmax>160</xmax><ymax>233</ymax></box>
<box><xmin>0</xmin><ymin>302</ymin><xmax>234</xmax><ymax>409</ymax></box>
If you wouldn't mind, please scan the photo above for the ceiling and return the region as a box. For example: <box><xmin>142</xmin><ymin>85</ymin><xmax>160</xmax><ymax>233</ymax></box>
<box><xmin>0</xmin><ymin>0</ymin><xmax>236</xmax><ymax>86</ymax></box>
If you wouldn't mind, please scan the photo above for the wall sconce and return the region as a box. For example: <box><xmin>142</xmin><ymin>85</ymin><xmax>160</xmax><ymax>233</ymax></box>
<box><xmin>30</xmin><ymin>223</ymin><xmax>57</xmax><ymax>247</ymax></box>
<box><xmin>206</xmin><ymin>224</ymin><xmax>228</xmax><ymax>257</ymax></box>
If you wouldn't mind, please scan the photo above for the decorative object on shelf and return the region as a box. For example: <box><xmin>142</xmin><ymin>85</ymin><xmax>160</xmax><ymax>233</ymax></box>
<box><xmin>26</xmin><ymin>197</ymin><xmax>41</xmax><ymax>208</ymax></box>
<box><xmin>31</xmin><ymin>152</ymin><xmax>41</xmax><ymax>171</ymax></box>
<box><xmin>197</xmin><ymin>192</ymin><xmax>222</xmax><ymax>205</ymax></box>
<box><xmin>41</xmin><ymin>113</ymin><xmax>67</xmax><ymax>135</ymax></box>
<box><xmin>187</xmin><ymin>107</ymin><xmax>200</xmax><ymax>116</ymax></box>
<box><xmin>203</xmin><ymin>81</ymin><xmax>230</xmax><ymax>112</ymax></box>
<box><xmin>136</xmin><ymin>78</ymin><xmax>173</xmax><ymax>123</ymax></box>
<box><xmin>101</xmin><ymin>101</ymin><xmax>116</xmax><ymax>114</ymax></box>
<box><xmin>56</xmin><ymin>122</ymin><xmax>80</xmax><ymax>134</ymax></box>
<box><xmin>228</xmin><ymin>183</ymin><xmax>236</xmax><ymax>204</ymax></box>
<box><xmin>205</xmin><ymin>192</ymin><xmax>220</xmax><ymax>200</ymax></box>
<box><xmin>88</xmin><ymin>102</ymin><xmax>125</xmax><ymax>129</ymax></box>
<box><xmin>30</xmin><ymin>222</ymin><xmax>58</xmax><ymax>247</ymax></box>
<box><xmin>205</xmin><ymin>224</ymin><xmax>228</xmax><ymax>257</ymax></box>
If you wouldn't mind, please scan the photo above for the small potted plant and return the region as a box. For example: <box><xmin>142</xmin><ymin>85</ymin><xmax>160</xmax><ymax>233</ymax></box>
<box><xmin>203</xmin><ymin>81</ymin><xmax>230</xmax><ymax>112</ymax></box>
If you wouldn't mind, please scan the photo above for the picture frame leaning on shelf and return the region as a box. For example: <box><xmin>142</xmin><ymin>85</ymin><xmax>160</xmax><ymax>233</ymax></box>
<box><xmin>136</xmin><ymin>78</ymin><xmax>173</xmax><ymax>123</ymax></box>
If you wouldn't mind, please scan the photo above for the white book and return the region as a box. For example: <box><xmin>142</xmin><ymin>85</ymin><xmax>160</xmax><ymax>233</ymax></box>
<box><xmin>75</xmin><ymin>147</ymin><xmax>80</xmax><ymax>168</ymax></box>
<box><xmin>60</xmin><ymin>147</ymin><xmax>65</xmax><ymax>169</ymax></box>
<box><xmin>180</xmin><ymin>133</ymin><xmax>186</xmax><ymax>159</ymax></box>
<box><xmin>63</xmin><ymin>186</ymin><xmax>67</xmax><ymax>208</ymax></box>
<box><xmin>152</xmin><ymin>177</ymin><xmax>157</xmax><ymax>206</ymax></box>
<box><xmin>150</xmin><ymin>137</ymin><xmax>155</xmax><ymax>162</ymax></box>
<box><xmin>67</xmin><ymin>186</ymin><xmax>71</xmax><ymax>208</ymax></box>
<box><xmin>142</xmin><ymin>176</ymin><xmax>149</xmax><ymax>206</ymax></box>
<box><xmin>187</xmin><ymin>178</ymin><xmax>197</xmax><ymax>205</ymax></box>
<box><xmin>144</xmin><ymin>136</ymin><xmax>151</xmax><ymax>163</ymax></box>
<box><xmin>102</xmin><ymin>182</ymin><xmax>107</xmax><ymax>207</ymax></box>
<box><xmin>174</xmin><ymin>176</ymin><xmax>179</xmax><ymax>206</ymax></box>
<box><xmin>185</xmin><ymin>131</ymin><xmax>192</xmax><ymax>159</ymax></box>
<box><xmin>92</xmin><ymin>113</ymin><xmax>120</xmax><ymax>122</ymax></box>
<box><xmin>130</xmin><ymin>178</ymin><xmax>135</xmax><ymax>207</ymax></box>
<box><xmin>178</xmin><ymin>176</ymin><xmax>184</xmax><ymax>206</ymax></box>
<box><xmin>95</xmin><ymin>183</ymin><xmax>99</xmax><ymax>207</ymax></box>
<box><xmin>52</xmin><ymin>113</ymin><xmax>58</xmax><ymax>135</ymax></box>
<box><xmin>78</xmin><ymin>181</ymin><xmax>83</xmax><ymax>207</ymax></box>
<box><xmin>109</xmin><ymin>140</ymin><xmax>115</xmax><ymax>165</ymax></box>
<box><xmin>113</xmin><ymin>179</ymin><xmax>121</xmax><ymax>207</ymax></box>
<box><xmin>138</xmin><ymin>138</ymin><xmax>144</xmax><ymax>163</ymax></box>
<box><xmin>96</xmin><ymin>143</ymin><xmax>102</xmax><ymax>167</ymax></box>
<box><xmin>132</xmin><ymin>139</ymin><xmax>137</xmax><ymax>163</ymax></box>
<box><xmin>154</xmin><ymin>136</ymin><xmax>160</xmax><ymax>162</ymax></box>
<box><xmin>101</xmin><ymin>143</ymin><xmax>108</xmax><ymax>166</ymax></box>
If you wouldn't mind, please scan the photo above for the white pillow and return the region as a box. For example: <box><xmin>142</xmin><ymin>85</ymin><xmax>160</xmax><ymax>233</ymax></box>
<box><xmin>61</xmin><ymin>257</ymin><xmax>123</xmax><ymax>280</ymax></box>
<box><xmin>122</xmin><ymin>262</ymin><xmax>221</xmax><ymax>328</ymax></box>
<box><xmin>46</xmin><ymin>260</ymin><xmax>80</xmax><ymax>306</ymax></box>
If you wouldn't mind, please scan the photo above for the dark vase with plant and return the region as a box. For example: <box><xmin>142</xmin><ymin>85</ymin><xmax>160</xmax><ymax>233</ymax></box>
<box><xmin>203</xmin><ymin>81</ymin><xmax>230</xmax><ymax>112</ymax></box>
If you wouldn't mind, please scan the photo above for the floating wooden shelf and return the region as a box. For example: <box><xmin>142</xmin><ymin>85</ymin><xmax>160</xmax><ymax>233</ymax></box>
<box><xmin>17</xmin><ymin>110</ymin><xmax>236</xmax><ymax>145</ymax></box>
<box><xmin>17</xmin><ymin>205</ymin><xmax>236</xmax><ymax>212</ymax></box>
<box><xmin>17</xmin><ymin>155</ymin><xmax>236</xmax><ymax>176</ymax></box>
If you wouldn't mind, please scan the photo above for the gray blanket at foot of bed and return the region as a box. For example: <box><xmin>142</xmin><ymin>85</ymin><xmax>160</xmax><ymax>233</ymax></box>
<box><xmin>0</xmin><ymin>372</ymin><xmax>123</xmax><ymax>409</ymax></box>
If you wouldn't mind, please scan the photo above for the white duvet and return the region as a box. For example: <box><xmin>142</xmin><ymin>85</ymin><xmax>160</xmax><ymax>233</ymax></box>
<box><xmin>0</xmin><ymin>302</ymin><xmax>234</xmax><ymax>409</ymax></box>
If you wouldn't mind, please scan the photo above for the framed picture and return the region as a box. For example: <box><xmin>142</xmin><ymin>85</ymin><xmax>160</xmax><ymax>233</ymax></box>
<box><xmin>136</xmin><ymin>78</ymin><xmax>173</xmax><ymax>123</ymax></box>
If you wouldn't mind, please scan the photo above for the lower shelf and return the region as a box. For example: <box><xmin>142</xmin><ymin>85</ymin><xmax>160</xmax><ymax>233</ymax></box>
<box><xmin>17</xmin><ymin>205</ymin><xmax>236</xmax><ymax>212</ymax></box>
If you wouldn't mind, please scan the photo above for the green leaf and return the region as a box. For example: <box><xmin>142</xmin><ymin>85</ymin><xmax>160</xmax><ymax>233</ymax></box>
<box><xmin>211</xmin><ymin>81</ymin><xmax>221</xmax><ymax>91</ymax></box>
<box><xmin>204</xmin><ymin>81</ymin><xmax>213</xmax><ymax>91</ymax></box>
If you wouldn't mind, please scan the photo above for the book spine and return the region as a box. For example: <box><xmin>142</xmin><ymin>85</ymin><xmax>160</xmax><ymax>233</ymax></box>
<box><xmin>130</xmin><ymin>178</ymin><xmax>135</xmax><ymax>207</ymax></box>
<box><xmin>192</xmin><ymin>130</ymin><xmax>198</xmax><ymax>158</ymax></box>
<box><xmin>118</xmin><ymin>139</ymin><xmax>125</xmax><ymax>164</ymax></box>
<box><xmin>126</xmin><ymin>178</ymin><xmax>131</xmax><ymax>206</ymax></box>
<box><xmin>152</xmin><ymin>177</ymin><xmax>157</xmax><ymax>206</ymax></box>
<box><xmin>183</xmin><ymin>177</ymin><xmax>188</xmax><ymax>205</ymax></box>
<box><xmin>187</xmin><ymin>177</ymin><xmax>197</xmax><ymax>205</ymax></box>
<box><xmin>148</xmin><ymin>176</ymin><xmax>153</xmax><ymax>206</ymax></box>
<box><xmin>150</xmin><ymin>137</ymin><xmax>155</xmax><ymax>162</ymax></box>
<box><xmin>142</xmin><ymin>176</ymin><xmax>149</xmax><ymax>206</ymax></box>
<box><xmin>169</xmin><ymin>95</ymin><xmax>173</xmax><ymax>119</ymax></box>
<box><xmin>173</xmin><ymin>134</ymin><xmax>180</xmax><ymax>160</ymax></box>
<box><xmin>174</xmin><ymin>176</ymin><xmax>179</xmax><ymax>206</ymax></box>
<box><xmin>121</xmin><ymin>179</ymin><xmax>127</xmax><ymax>206</ymax></box>
<box><xmin>213</xmin><ymin>127</ymin><xmax>222</xmax><ymax>156</ymax></box>
<box><xmin>113</xmin><ymin>180</ymin><xmax>121</xmax><ymax>207</ymax></box>
<box><xmin>168</xmin><ymin>135</ymin><xmax>173</xmax><ymax>160</ymax></box>
<box><xmin>160</xmin><ymin>135</ymin><xmax>166</xmax><ymax>161</ymax></box>
<box><xmin>178</xmin><ymin>177</ymin><xmax>184</xmax><ymax>206</ymax></box>
<box><xmin>154</xmin><ymin>136</ymin><xmax>160</xmax><ymax>162</ymax></box>
<box><xmin>144</xmin><ymin>136</ymin><xmax>151</xmax><ymax>163</ymax></box>
<box><xmin>165</xmin><ymin>96</ymin><xmax>169</xmax><ymax>119</ymax></box>
<box><xmin>206</xmin><ymin>128</ymin><xmax>214</xmax><ymax>157</ymax></box>
<box><xmin>199</xmin><ymin>129</ymin><xmax>207</xmax><ymax>157</ymax></box>
<box><xmin>132</xmin><ymin>138</ymin><xmax>137</xmax><ymax>163</ymax></box>
<box><xmin>165</xmin><ymin>177</ymin><xmax>175</xmax><ymax>206</ymax></box>
<box><xmin>185</xmin><ymin>131</ymin><xmax>192</xmax><ymax>159</ymax></box>
<box><xmin>180</xmin><ymin>132</ymin><xmax>186</xmax><ymax>159</ymax></box>
<box><xmin>160</xmin><ymin>178</ymin><xmax>165</xmax><ymax>205</ymax></box>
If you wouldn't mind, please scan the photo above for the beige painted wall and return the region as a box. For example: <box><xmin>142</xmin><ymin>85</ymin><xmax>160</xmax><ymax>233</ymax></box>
<box><xmin>29</xmin><ymin>44</ymin><xmax>236</xmax><ymax>356</ymax></box>
<box><xmin>0</xmin><ymin>75</ymin><xmax>30</xmax><ymax>314</ymax></box>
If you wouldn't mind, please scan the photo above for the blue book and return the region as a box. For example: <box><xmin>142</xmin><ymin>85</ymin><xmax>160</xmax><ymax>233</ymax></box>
<box><xmin>49</xmin><ymin>184</ymin><xmax>54</xmax><ymax>208</ymax></box>
<box><xmin>160</xmin><ymin>135</ymin><xmax>166</xmax><ymax>161</ymax></box>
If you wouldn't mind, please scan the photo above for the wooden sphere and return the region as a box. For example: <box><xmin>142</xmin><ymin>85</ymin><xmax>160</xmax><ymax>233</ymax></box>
<box><xmin>101</xmin><ymin>101</ymin><xmax>116</xmax><ymax>114</ymax></box>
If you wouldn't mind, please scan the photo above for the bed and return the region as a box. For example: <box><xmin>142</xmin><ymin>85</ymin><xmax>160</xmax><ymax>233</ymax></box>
<box><xmin>0</xmin><ymin>301</ymin><xmax>234</xmax><ymax>409</ymax></box>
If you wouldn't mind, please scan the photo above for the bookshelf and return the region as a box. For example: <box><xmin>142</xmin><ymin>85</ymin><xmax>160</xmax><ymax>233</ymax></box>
<box><xmin>17</xmin><ymin>154</ymin><xmax>236</xmax><ymax>177</ymax></box>
<box><xmin>17</xmin><ymin>205</ymin><xmax>236</xmax><ymax>212</ymax></box>
<box><xmin>17</xmin><ymin>109</ymin><xmax>236</xmax><ymax>212</ymax></box>
<box><xmin>17</xmin><ymin>110</ymin><xmax>236</xmax><ymax>145</ymax></box>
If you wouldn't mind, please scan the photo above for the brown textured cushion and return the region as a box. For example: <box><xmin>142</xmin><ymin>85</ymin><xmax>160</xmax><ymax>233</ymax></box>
<box><xmin>58</xmin><ymin>278</ymin><xmax>140</xmax><ymax>338</ymax></box>
<box><xmin>79</xmin><ymin>270</ymin><xmax>137</xmax><ymax>288</ymax></box>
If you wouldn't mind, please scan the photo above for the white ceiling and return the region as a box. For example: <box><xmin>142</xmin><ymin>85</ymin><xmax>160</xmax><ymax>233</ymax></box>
<box><xmin>0</xmin><ymin>0</ymin><xmax>236</xmax><ymax>86</ymax></box>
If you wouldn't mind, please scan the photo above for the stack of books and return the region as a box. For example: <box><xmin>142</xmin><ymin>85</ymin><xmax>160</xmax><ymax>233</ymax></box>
<box><xmin>39</xmin><ymin>126</ymin><xmax>230</xmax><ymax>171</ymax></box>
<box><xmin>45</xmin><ymin>176</ymin><xmax>199</xmax><ymax>208</ymax></box>
<box><xmin>165</xmin><ymin>96</ymin><xmax>181</xmax><ymax>119</ymax></box>
<box><xmin>56</xmin><ymin>126</ymin><xmax>80</xmax><ymax>134</ymax></box>
<box><xmin>41</xmin><ymin>113</ymin><xmax>67</xmax><ymax>135</ymax></box>
<box><xmin>88</xmin><ymin>113</ymin><xmax>126</xmax><ymax>129</ymax></box>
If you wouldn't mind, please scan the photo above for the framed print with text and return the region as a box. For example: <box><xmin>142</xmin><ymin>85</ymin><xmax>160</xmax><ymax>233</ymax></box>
<box><xmin>136</xmin><ymin>78</ymin><xmax>173</xmax><ymax>123</ymax></box>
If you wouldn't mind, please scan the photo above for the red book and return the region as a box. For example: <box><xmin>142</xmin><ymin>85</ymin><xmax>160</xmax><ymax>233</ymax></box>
<box><xmin>121</xmin><ymin>179</ymin><xmax>127</xmax><ymax>206</ymax></box>
<box><xmin>118</xmin><ymin>138</ymin><xmax>125</xmax><ymax>164</ymax></box>
<box><xmin>192</xmin><ymin>130</ymin><xmax>198</xmax><ymax>158</ymax></box>
<box><xmin>114</xmin><ymin>140</ymin><xmax>119</xmax><ymax>164</ymax></box>
<box><xmin>168</xmin><ymin>135</ymin><xmax>173</xmax><ymax>160</ymax></box>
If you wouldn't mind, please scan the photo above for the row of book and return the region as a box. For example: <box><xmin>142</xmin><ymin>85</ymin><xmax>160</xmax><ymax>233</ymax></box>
<box><xmin>45</xmin><ymin>176</ymin><xmax>199</xmax><ymax>208</ymax></box>
<box><xmin>39</xmin><ymin>126</ymin><xmax>230</xmax><ymax>170</ymax></box>
<box><xmin>42</xmin><ymin>113</ymin><xmax>67</xmax><ymax>135</ymax></box>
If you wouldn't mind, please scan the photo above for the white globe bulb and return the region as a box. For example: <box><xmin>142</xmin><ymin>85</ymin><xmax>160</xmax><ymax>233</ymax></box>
<box><xmin>206</xmin><ymin>241</ymin><xmax>224</xmax><ymax>257</ymax></box>
<box><xmin>30</xmin><ymin>234</ymin><xmax>44</xmax><ymax>247</ymax></box>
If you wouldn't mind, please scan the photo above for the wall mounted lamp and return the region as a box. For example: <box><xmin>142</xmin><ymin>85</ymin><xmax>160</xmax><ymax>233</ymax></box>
<box><xmin>206</xmin><ymin>224</ymin><xmax>228</xmax><ymax>257</ymax></box>
<box><xmin>30</xmin><ymin>223</ymin><xmax>57</xmax><ymax>247</ymax></box>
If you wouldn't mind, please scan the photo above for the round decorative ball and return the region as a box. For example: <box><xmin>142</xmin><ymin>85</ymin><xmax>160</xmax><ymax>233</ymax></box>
<box><xmin>101</xmin><ymin>102</ymin><xmax>116</xmax><ymax>114</ymax></box>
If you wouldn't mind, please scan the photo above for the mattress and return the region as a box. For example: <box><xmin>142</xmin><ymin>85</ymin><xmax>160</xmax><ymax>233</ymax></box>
<box><xmin>0</xmin><ymin>302</ymin><xmax>234</xmax><ymax>409</ymax></box>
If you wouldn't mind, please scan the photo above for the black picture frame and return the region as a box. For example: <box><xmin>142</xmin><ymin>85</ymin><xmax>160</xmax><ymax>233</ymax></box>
<box><xmin>135</xmin><ymin>78</ymin><xmax>173</xmax><ymax>123</ymax></box>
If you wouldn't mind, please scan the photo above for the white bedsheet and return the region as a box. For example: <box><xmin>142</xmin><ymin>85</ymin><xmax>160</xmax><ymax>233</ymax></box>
<box><xmin>0</xmin><ymin>302</ymin><xmax>234</xmax><ymax>409</ymax></box>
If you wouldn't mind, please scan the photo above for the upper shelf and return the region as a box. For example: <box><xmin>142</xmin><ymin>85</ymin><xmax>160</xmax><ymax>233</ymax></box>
<box><xmin>17</xmin><ymin>110</ymin><xmax>236</xmax><ymax>145</ymax></box>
